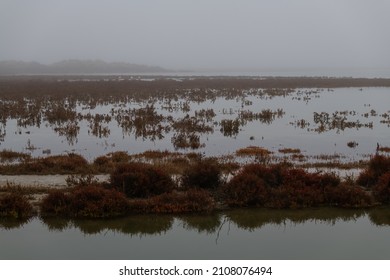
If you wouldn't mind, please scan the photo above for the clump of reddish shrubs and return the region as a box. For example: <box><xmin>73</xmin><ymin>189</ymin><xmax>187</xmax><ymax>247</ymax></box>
<box><xmin>129</xmin><ymin>189</ymin><xmax>215</xmax><ymax>214</ymax></box>
<box><xmin>357</xmin><ymin>154</ymin><xmax>390</xmax><ymax>187</ymax></box>
<box><xmin>222</xmin><ymin>163</ymin><xmax>372</xmax><ymax>208</ymax></box>
<box><xmin>372</xmin><ymin>171</ymin><xmax>390</xmax><ymax>204</ymax></box>
<box><xmin>0</xmin><ymin>193</ymin><xmax>34</xmax><ymax>218</ymax></box>
<box><xmin>110</xmin><ymin>162</ymin><xmax>175</xmax><ymax>198</ymax></box>
<box><xmin>181</xmin><ymin>158</ymin><xmax>221</xmax><ymax>189</ymax></box>
<box><xmin>40</xmin><ymin>185</ymin><xmax>129</xmax><ymax>218</ymax></box>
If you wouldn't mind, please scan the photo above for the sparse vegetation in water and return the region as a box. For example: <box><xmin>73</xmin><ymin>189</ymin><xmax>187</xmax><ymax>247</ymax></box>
<box><xmin>377</xmin><ymin>146</ymin><xmax>390</xmax><ymax>153</ymax></box>
<box><xmin>347</xmin><ymin>141</ymin><xmax>358</xmax><ymax>148</ymax></box>
<box><xmin>278</xmin><ymin>148</ymin><xmax>301</xmax><ymax>154</ymax></box>
<box><xmin>1</xmin><ymin>76</ymin><xmax>390</xmax><ymax>216</ymax></box>
<box><xmin>220</xmin><ymin>119</ymin><xmax>240</xmax><ymax>137</ymax></box>
<box><xmin>236</xmin><ymin>146</ymin><xmax>273</xmax><ymax>163</ymax></box>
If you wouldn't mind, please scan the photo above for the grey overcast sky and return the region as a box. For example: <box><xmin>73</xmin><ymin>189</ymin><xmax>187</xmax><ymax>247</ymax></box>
<box><xmin>1</xmin><ymin>0</ymin><xmax>390</xmax><ymax>70</ymax></box>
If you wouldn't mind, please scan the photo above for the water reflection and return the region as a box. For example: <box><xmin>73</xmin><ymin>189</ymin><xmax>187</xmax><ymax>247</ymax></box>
<box><xmin>368</xmin><ymin>208</ymin><xmax>390</xmax><ymax>226</ymax></box>
<box><xmin>3</xmin><ymin>208</ymin><xmax>390</xmax><ymax>235</ymax></box>
<box><xmin>0</xmin><ymin>217</ymin><xmax>31</xmax><ymax>230</ymax></box>
<box><xmin>41</xmin><ymin>215</ymin><xmax>174</xmax><ymax>236</ymax></box>
<box><xmin>226</xmin><ymin>208</ymin><xmax>367</xmax><ymax>231</ymax></box>
<box><xmin>179</xmin><ymin>213</ymin><xmax>222</xmax><ymax>234</ymax></box>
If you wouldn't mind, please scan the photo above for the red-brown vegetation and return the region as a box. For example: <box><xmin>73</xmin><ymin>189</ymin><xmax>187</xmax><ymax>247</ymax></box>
<box><xmin>0</xmin><ymin>193</ymin><xmax>34</xmax><ymax>218</ymax></box>
<box><xmin>110</xmin><ymin>162</ymin><xmax>175</xmax><ymax>198</ymax></box>
<box><xmin>372</xmin><ymin>172</ymin><xmax>390</xmax><ymax>204</ymax></box>
<box><xmin>181</xmin><ymin>158</ymin><xmax>221</xmax><ymax>189</ymax></box>
<box><xmin>222</xmin><ymin>163</ymin><xmax>370</xmax><ymax>208</ymax></box>
<box><xmin>357</xmin><ymin>154</ymin><xmax>390</xmax><ymax>187</ymax></box>
<box><xmin>129</xmin><ymin>189</ymin><xmax>215</xmax><ymax>214</ymax></box>
<box><xmin>40</xmin><ymin>185</ymin><xmax>129</xmax><ymax>218</ymax></box>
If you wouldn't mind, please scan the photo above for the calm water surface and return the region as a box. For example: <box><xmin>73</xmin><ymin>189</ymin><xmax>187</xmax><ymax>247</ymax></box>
<box><xmin>1</xmin><ymin>87</ymin><xmax>389</xmax><ymax>162</ymax></box>
<box><xmin>1</xmin><ymin>208</ymin><xmax>390</xmax><ymax>259</ymax></box>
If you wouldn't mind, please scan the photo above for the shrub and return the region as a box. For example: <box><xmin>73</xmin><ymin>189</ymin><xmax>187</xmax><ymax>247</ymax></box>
<box><xmin>0</xmin><ymin>193</ymin><xmax>34</xmax><ymax>218</ymax></box>
<box><xmin>110</xmin><ymin>162</ymin><xmax>175</xmax><ymax>198</ymax></box>
<box><xmin>326</xmin><ymin>184</ymin><xmax>373</xmax><ymax>208</ymax></box>
<box><xmin>129</xmin><ymin>189</ymin><xmax>215</xmax><ymax>214</ymax></box>
<box><xmin>373</xmin><ymin>171</ymin><xmax>390</xmax><ymax>204</ymax></box>
<box><xmin>357</xmin><ymin>155</ymin><xmax>390</xmax><ymax>187</ymax></box>
<box><xmin>70</xmin><ymin>186</ymin><xmax>129</xmax><ymax>218</ymax></box>
<box><xmin>222</xmin><ymin>163</ymin><xmax>345</xmax><ymax>208</ymax></box>
<box><xmin>181</xmin><ymin>158</ymin><xmax>221</xmax><ymax>189</ymax></box>
<box><xmin>267</xmin><ymin>185</ymin><xmax>324</xmax><ymax>208</ymax></box>
<box><xmin>41</xmin><ymin>153</ymin><xmax>89</xmax><ymax>173</ymax></box>
<box><xmin>223</xmin><ymin>173</ymin><xmax>267</xmax><ymax>207</ymax></box>
<box><xmin>40</xmin><ymin>190</ymin><xmax>71</xmax><ymax>216</ymax></box>
<box><xmin>40</xmin><ymin>186</ymin><xmax>129</xmax><ymax>218</ymax></box>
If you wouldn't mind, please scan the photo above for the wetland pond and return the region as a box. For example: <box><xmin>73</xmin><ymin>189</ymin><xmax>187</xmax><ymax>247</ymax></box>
<box><xmin>1</xmin><ymin>77</ymin><xmax>390</xmax><ymax>260</ymax></box>
<box><xmin>2</xmin><ymin>208</ymin><xmax>390</xmax><ymax>259</ymax></box>
<box><xmin>0</xmin><ymin>78</ymin><xmax>389</xmax><ymax>164</ymax></box>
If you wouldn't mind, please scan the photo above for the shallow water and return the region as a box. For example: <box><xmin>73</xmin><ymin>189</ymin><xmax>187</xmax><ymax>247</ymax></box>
<box><xmin>1</xmin><ymin>208</ymin><xmax>390</xmax><ymax>259</ymax></box>
<box><xmin>1</xmin><ymin>87</ymin><xmax>389</xmax><ymax>162</ymax></box>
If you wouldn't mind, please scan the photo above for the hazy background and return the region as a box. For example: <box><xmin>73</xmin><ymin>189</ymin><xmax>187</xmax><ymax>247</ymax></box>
<box><xmin>1</xmin><ymin>0</ymin><xmax>389</xmax><ymax>72</ymax></box>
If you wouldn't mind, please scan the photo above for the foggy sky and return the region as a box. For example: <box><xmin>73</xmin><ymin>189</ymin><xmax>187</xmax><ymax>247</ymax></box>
<box><xmin>1</xmin><ymin>0</ymin><xmax>390</xmax><ymax>71</ymax></box>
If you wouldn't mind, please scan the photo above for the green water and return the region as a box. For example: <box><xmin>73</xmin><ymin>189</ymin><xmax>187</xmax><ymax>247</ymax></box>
<box><xmin>1</xmin><ymin>208</ymin><xmax>390</xmax><ymax>259</ymax></box>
